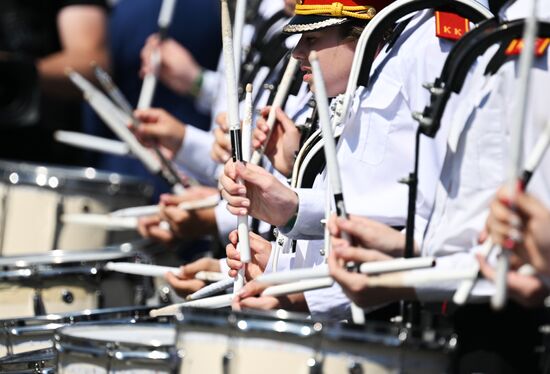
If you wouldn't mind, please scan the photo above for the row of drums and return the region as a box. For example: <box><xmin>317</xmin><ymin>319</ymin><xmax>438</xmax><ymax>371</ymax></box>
<box><xmin>1</xmin><ymin>306</ymin><xmax>459</xmax><ymax>373</ymax></box>
<box><xmin>0</xmin><ymin>160</ymin><xmax>459</xmax><ymax>373</ymax></box>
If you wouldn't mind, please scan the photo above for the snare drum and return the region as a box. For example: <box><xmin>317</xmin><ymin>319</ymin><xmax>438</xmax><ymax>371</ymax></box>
<box><xmin>321</xmin><ymin>322</ymin><xmax>456</xmax><ymax>373</ymax></box>
<box><xmin>0</xmin><ymin>305</ymin><xmax>155</xmax><ymax>358</ymax></box>
<box><xmin>176</xmin><ymin>308</ymin><xmax>323</xmax><ymax>374</ymax></box>
<box><xmin>55</xmin><ymin>322</ymin><xmax>177</xmax><ymax>373</ymax></box>
<box><xmin>0</xmin><ymin>160</ymin><xmax>153</xmax><ymax>254</ymax></box>
<box><xmin>0</xmin><ymin>348</ymin><xmax>55</xmax><ymax>373</ymax></box>
<box><xmin>0</xmin><ymin>243</ymin><xmax>150</xmax><ymax>319</ymax></box>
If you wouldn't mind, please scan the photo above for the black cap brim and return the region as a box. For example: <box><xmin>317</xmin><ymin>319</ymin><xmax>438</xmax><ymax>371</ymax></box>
<box><xmin>283</xmin><ymin>15</ymin><xmax>351</xmax><ymax>34</ymax></box>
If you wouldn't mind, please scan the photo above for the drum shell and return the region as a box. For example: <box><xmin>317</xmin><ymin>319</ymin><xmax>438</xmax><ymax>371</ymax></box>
<box><xmin>176</xmin><ymin>308</ymin><xmax>323</xmax><ymax>374</ymax></box>
<box><xmin>321</xmin><ymin>323</ymin><xmax>456</xmax><ymax>374</ymax></box>
<box><xmin>0</xmin><ymin>161</ymin><xmax>153</xmax><ymax>254</ymax></box>
<box><xmin>0</xmin><ymin>244</ymin><xmax>154</xmax><ymax>319</ymax></box>
<box><xmin>55</xmin><ymin>322</ymin><xmax>178</xmax><ymax>374</ymax></box>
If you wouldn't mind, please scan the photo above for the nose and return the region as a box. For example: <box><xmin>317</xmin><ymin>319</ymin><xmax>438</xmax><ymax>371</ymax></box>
<box><xmin>292</xmin><ymin>35</ymin><xmax>308</xmax><ymax>62</ymax></box>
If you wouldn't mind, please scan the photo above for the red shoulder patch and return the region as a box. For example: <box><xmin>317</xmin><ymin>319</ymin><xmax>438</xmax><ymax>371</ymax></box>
<box><xmin>435</xmin><ymin>11</ymin><xmax>470</xmax><ymax>41</ymax></box>
<box><xmin>505</xmin><ymin>38</ymin><xmax>550</xmax><ymax>57</ymax></box>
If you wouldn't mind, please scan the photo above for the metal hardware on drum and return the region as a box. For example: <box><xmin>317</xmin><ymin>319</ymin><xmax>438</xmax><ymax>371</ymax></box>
<box><xmin>55</xmin><ymin>322</ymin><xmax>178</xmax><ymax>373</ymax></box>
<box><xmin>0</xmin><ymin>244</ymin><xmax>156</xmax><ymax>319</ymax></box>
<box><xmin>0</xmin><ymin>347</ymin><xmax>55</xmax><ymax>373</ymax></box>
<box><xmin>0</xmin><ymin>160</ymin><xmax>153</xmax><ymax>254</ymax></box>
<box><xmin>0</xmin><ymin>305</ymin><xmax>160</xmax><ymax>360</ymax></box>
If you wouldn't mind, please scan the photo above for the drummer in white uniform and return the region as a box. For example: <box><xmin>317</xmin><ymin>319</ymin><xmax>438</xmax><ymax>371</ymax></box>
<box><xmin>328</xmin><ymin>0</ymin><xmax>549</xmax><ymax>370</ymax></box>
<box><xmin>224</xmin><ymin>1</ymin><xmax>476</xmax><ymax>318</ymax></box>
<box><xmin>131</xmin><ymin>0</ymin><xmax>312</xmax><ymax>298</ymax></box>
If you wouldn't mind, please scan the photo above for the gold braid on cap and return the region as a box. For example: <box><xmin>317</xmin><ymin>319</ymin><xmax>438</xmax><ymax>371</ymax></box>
<box><xmin>295</xmin><ymin>2</ymin><xmax>377</xmax><ymax>19</ymax></box>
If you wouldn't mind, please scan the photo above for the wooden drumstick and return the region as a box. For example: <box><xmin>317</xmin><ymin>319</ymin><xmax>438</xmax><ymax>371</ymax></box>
<box><xmin>250</xmin><ymin>57</ymin><xmax>299</xmax><ymax>165</ymax></box>
<box><xmin>110</xmin><ymin>194</ymin><xmax>220</xmax><ymax>218</ymax></box>
<box><xmin>149</xmin><ymin>293</ymin><xmax>234</xmax><ymax>317</ymax></box>
<box><xmin>257</xmin><ymin>257</ymin><xmax>436</xmax><ymax>284</ymax></box>
<box><xmin>261</xmin><ymin>270</ymin><xmax>474</xmax><ymax>298</ymax></box>
<box><xmin>54</xmin><ymin>130</ymin><xmax>130</xmax><ymax>156</ymax></box>
<box><xmin>137</xmin><ymin>0</ymin><xmax>178</xmax><ymax>109</ymax></box>
<box><xmin>491</xmin><ymin>0</ymin><xmax>538</xmax><ymax>310</ymax></box>
<box><xmin>233</xmin><ymin>0</ymin><xmax>247</xmax><ymax>84</ymax></box>
<box><xmin>66</xmin><ymin>69</ymin><xmax>162</xmax><ymax>174</ymax></box>
<box><xmin>104</xmin><ymin>262</ymin><xmax>226</xmax><ymax>282</ymax></box>
<box><xmin>221</xmin><ymin>0</ymin><xmax>251</xmax><ymax>295</ymax></box>
<box><xmin>186</xmin><ymin>278</ymin><xmax>234</xmax><ymax>301</ymax></box>
<box><xmin>309</xmin><ymin>51</ymin><xmax>365</xmax><ymax>325</ymax></box>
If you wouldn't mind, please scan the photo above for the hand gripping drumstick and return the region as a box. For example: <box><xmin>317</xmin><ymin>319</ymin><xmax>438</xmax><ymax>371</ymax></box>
<box><xmin>186</xmin><ymin>278</ymin><xmax>235</xmax><ymax>301</ymax></box>
<box><xmin>137</xmin><ymin>0</ymin><xmax>177</xmax><ymax>109</ymax></box>
<box><xmin>93</xmin><ymin>63</ymin><xmax>134</xmax><ymax>116</ymax></box>
<box><xmin>104</xmin><ymin>262</ymin><xmax>226</xmax><ymax>282</ymax></box>
<box><xmin>61</xmin><ymin>194</ymin><xmax>221</xmax><ymax>231</ymax></box>
<box><xmin>221</xmin><ymin>0</ymin><xmax>251</xmax><ymax>295</ymax></box>
<box><xmin>454</xmin><ymin>9</ymin><xmax>545</xmax><ymax>306</ymax></box>
<box><xmin>309</xmin><ymin>51</ymin><xmax>365</xmax><ymax>325</ymax></box>
<box><xmin>66</xmin><ymin>69</ymin><xmax>162</xmax><ymax>174</ymax></box>
<box><xmin>94</xmin><ymin>64</ymin><xmax>185</xmax><ymax>194</ymax></box>
<box><xmin>250</xmin><ymin>57</ymin><xmax>299</xmax><ymax>165</ymax></box>
<box><xmin>256</xmin><ymin>257</ymin><xmax>436</xmax><ymax>284</ymax></box>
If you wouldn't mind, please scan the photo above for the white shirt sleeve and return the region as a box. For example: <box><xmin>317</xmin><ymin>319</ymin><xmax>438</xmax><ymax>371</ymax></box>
<box><xmin>174</xmin><ymin>125</ymin><xmax>221</xmax><ymax>186</ymax></box>
<box><xmin>194</xmin><ymin>69</ymin><xmax>220</xmax><ymax>115</ymax></box>
<box><xmin>278</xmin><ymin>188</ymin><xmax>325</xmax><ymax>240</ymax></box>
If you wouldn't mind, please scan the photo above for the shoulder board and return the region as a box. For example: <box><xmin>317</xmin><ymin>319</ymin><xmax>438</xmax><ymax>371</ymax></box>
<box><xmin>435</xmin><ymin>11</ymin><xmax>470</xmax><ymax>41</ymax></box>
<box><xmin>505</xmin><ymin>38</ymin><xmax>550</xmax><ymax>57</ymax></box>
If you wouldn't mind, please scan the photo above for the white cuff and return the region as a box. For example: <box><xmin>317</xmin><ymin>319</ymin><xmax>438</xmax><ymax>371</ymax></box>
<box><xmin>278</xmin><ymin>188</ymin><xmax>325</xmax><ymax>240</ymax></box>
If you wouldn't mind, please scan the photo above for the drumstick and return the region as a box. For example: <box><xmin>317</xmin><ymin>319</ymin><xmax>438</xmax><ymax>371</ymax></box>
<box><xmin>256</xmin><ymin>257</ymin><xmax>436</xmax><ymax>284</ymax></box>
<box><xmin>186</xmin><ymin>278</ymin><xmax>234</xmax><ymax>301</ymax></box>
<box><xmin>61</xmin><ymin>214</ymin><xmax>138</xmax><ymax>230</ymax></box>
<box><xmin>110</xmin><ymin>194</ymin><xmax>221</xmax><ymax>218</ymax></box>
<box><xmin>261</xmin><ymin>270</ymin><xmax>474</xmax><ymax>298</ymax></box>
<box><xmin>93</xmin><ymin>63</ymin><xmax>134</xmax><ymax>115</ymax></box>
<box><xmin>250</xmin><ymin>57</ymin><xmax>299</xmax><ymax>165</ymax></box>
<box><xmin>242</xmin><ymin>84</ymin><xmax>253</xmax><ymax>163</ymax></box>
<box><xmin>94</xmin><ymin>64</ymin><xmax>185</xmax><ymax>194</ymax></box>
<box><xmin>453</xmin><ymin>115</ymin><xmax>550</xmax><ymax>305</ymax></box>
<box><xmin>137</xmin><ymin>0</ymin><xmax>177</xmax><ymax>109</ymax></box>
<box><xmin>233</xmin><ymin>0</ymin><xmax>247</xmax><ymax>84</ymax></box>
<box><xmin>221</xmin><ymin>0</ymin><xmax>251</xmax><ymax>295</ymax></box>
<box><xmin>149</xmin><ymin>293</ymin><xmax>234</xmax><ymax>317</ymax></box>
<box><xmin>66</xmin><ymin>69</ymin><xmax>162</xmax><ymax>174</ymax></box>
<box><xmin>104</xmin><ymin>262</ymin><xmax>226</xmax><ymax>282</ymax></box>
<box><xmin>54</xmin><ymin>131</ymin><xmax>131</xmax><ymax>156</ymax></box>
<box><xmin>309</xmin><ymin>51</ymin><xmax>364</xmax><ymax>325</ymax></box>
<box><xmin>261</xmin><ymin>278</ymin><xmax>334</xmax><ymax>297</ymax></box>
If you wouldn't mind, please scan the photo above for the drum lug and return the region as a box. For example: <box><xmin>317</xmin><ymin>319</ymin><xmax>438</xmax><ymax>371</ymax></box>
<box><xmin>307</xmin><ymin>357</ymin><xmax>323</xmax><ymax>374</ymax></box>
<box><xmin>158</xmin><ymin>286</ymin><xmax>172</xmax><ymax>304</ymax></box>
<box><xmin>222</xmin><ymin>351</ymin><xmax>234</xmax><ymax>374</ymax></box>
<box><xmin>33</xmin><ymin>290</ymin><xmax>46</xmax><ymax>316</ymax></box>
<box><xmin>61</xmin><ymin>289</ymin><xmax>74</xmax><ymax>304</ymax></box>
<box><xmin>348</xmin><ymin>361</ymin><xmax>363</xmax><ymax>374</ymax></box>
